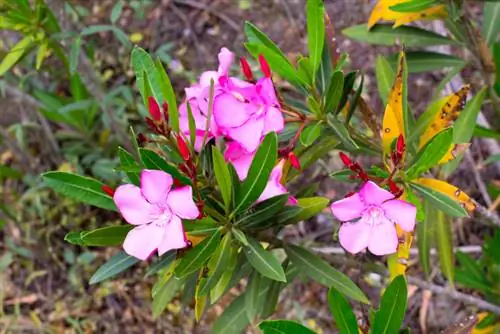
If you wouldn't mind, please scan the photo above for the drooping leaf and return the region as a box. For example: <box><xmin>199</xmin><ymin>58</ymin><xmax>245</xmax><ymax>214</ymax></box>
<box><xmin>435</xmin><ymin>210</ymin><xmax>454</xmax><ymax>284</ymax></box>
<box><xmin>372</xmin><ymin>275</ymin><xmax>408</xmax><ymax>334</ymax></box>
<box><xmin>42</xmin><ymin>172</ymin><xmax>116</xmax><ymax>211</ymax></box>
<box><xmin>152</xmin><ymin>274</ymin><xmax>184</xmax><ymax>318</ymax></box>
<box><xmin>284</xmin><ymin>244</ymin><xmax>369</xmax><ymax>304</ymax></box>
<box><xmin>89</xmin><ymin>251</ymin><xmax>139</xmax><ymax>284</ymax></box>
<box><xmin>276</xmin><ymin>197</ymin><xmax>330</xmax><ymax>225</ymax></box>
<box><xmin>328</xmin><ymin>287</ymin><xmax>359</xmax><ymax>334</ymax></box>
<box><xmin>244</xmin><ymin>236</ymin><xmax>286</xmax><ymax>282</ymax></box>
<box><xmin>245</xmin><ymin>271</ymin><xmax>263</xmax><ymax>321</ymax></box>
<box><xmin>368</xmin><ymin>1</ymin><xmax>446</xmax><ymax>29</ymax></box>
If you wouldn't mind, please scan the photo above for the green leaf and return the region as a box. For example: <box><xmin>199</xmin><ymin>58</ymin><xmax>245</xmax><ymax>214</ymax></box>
<box><xmin>327</xmin><ymin>115</ymin><xmax>359</xmax><ymax>151</ymax></box>
<box><xmin>236</xmin><ymin>194</ymin><xmax>289</xmax><ymax>230</ymax></box>
<box><xmin>346</xmin><ymin>74</ymin><xmax>364</xmax><ymax>124</ymax></box>
<box><xmin>65</xmin><ymin>225</ymin><xmax>133</xmax><ymax>246</ymax></box>
<box><xmin>243</xmin><ymin>236</ymin><xmax>286</xmax><ymax>282</ymax></box>
<box><xmin>118</xmin><ymin>147</ymin><xmax>140</xmax><ymax>185</ymax></box>
<box><xmin>306</xmin><ymin>0</ymin><xmax>325</xmax><ymax>75</ymax></box>
<box><xmin>156</xmin><ymin>59</ymin><xmax>179</xmax><ymax>131</ymax></box>
<box><xmin>0</xmin><ymin>165</ymin><xmax>22</xmax><ymax>180</ymax></box>
<box><xmin>152</xmin><ymin>275</ymin><xmax>183</xmax><ymax>318</ymax></box>
<box><xmin>435</xmin><ymin>210</ymin><xmax>454</xmax><ymax>283</ymax></box>
<box><xmin>69</xmin><ymin>36</ymin><xmax>81</xmax><ymax>75</ymax></box>
<box><xmin>483</xmin><ymin>2</ymin><xmax>500</xmax><ymax>45</ymax></box>
<box><xmin>276</xmin><ymin>197</ymin><xmax>330</xmax><ymax>225</ymax></box>
<box><xmin>408</xmin><ymin>97</ymin><xmax>446</xmax><ymax>145</ymax></box>
<box><xmin>474</xmin><ymin>124</ymin><xmax>500</xmax><ymax>140</ymax></box>
<box><xmin>110</xmin><ymin>0</ymin><xmax>123</xmax><ymax>24</ymax></box>
<box><xmin>183</xmin><ymin>217</ymin><xmax>219</xmax><ymax>235</ymax></box>
<box><xmin>139</xmin><ymin>148</ymin><xmax>191</xmax><ymax>185</ymax></box>
<box><xmin>210</xmin><ymin>243</ymin><xmax>238</xmax><ymax>303</ymax></box>
<box><xmin>328</xmin><ymin>287</ymin><xmax>358</xmax><ymax>334</ymax></box>
<box><xmin>234</xmin><ymin>132</ymin><xmax>278</xmax><ymax>213</ymax></box>
<box><xmin>245</xmin><ymin>271</ymin><xmax>263</xmax><ymax>321</ymax></box>
<box><xmin>284</xmin><ymin>244</ymin><xmax>368</xmax><ymax>304</ymax></box>
<box><xmin>145</xmin><ymin>251</ymin><xmax>176</xmax><ymax>277</ymax></box>
<box><xmin>289</xmin><ymin>136</ymin><xmax>339</xmax><ymax>179</ymax></box>
<box><xmin>372</xmin><ymin>275</ymin><xmax>408</xmax><ymax>334</ymax></box>
<box><xmin>417</xmin><ymin>199</ymin><xmax>434</xmax><ymax>277</ymax></box>
<box><xmin>212</xmin><ymin>292</ymin><xmax>251</xmax><ymax>333</ymax></box>
<box><xmin>259</xmin><ymin>320</ymin><xmax>315</xmax><ymax>334</ymax></box>
<box><xmin>197</xmin><ymin>232</ymin><xmax>233</xmax><ymax>295</ymax></box>
<box><xmin>0</xmin><ymin>35</ymin><xmax>34</xmax><ymax>76</ymax></box>
<box><xmin>131</xmin><ymin>46</ymin><xmax>164</xmax><ymax>106</ymax></box>
<box><xmin>212</xmin><ymin>147</ymin><xmax>232</xmax><ymax>212</ymax></box>
<box><xmin>406</xmin><ymin>128</ymin><xmax>453</xmax><ymax>179</ymax></box>
<box><xmin>389</xmin><ymin>0</ymin><xmax>438</xmax><ymax>13</ymax></box>
<box><xmin>410</xmin><ymin>182</ymin><xmax>468</xmax><ymax>217</ymax></box>
<box><xmin>300</xmin><ymin>122</ymin><xmax>322</xmax><ymax>147</ymax></box>
<box><xmin>375</xmin><ymin>56</ymin><xmax>394</xmax><ymax>105</ymax></box>
<box><xmin>387</xmin><ymin>51</ymin><xmax>465</xmax><ymax>73</ymax></box>
<box><xmin>453</xmin><ymin>87</ymin><xmax>487</xmax><ymax>144</ymax></box>
<box><xmin>484</xmin><ymin>153</ymin><xmax>500</xmax><ymax>165</ymax></box>
<box><xmin>342</xmin><ymin>24</ymin><xmax>457</xmax><ymax>47</ymax></box>
<box><xmin>42</xmin><ymin>172</ymin><xmax>116</xmax><ymax>211</ymax></box>
<box><xmin>175</xmin><ymin>228</ymin><xmax>222</xmax><ymax>278</ymax></box>
<box><xmin>324</xmin><ymin>71</ymin><xmax>344</xmax><ymax>113</ymax></box>
<box><xmin>89</xmin><ymin>251</ymin><xmax>139</xmax><ymax>284</ymax></box>
<box><xmin>337</xmin><ymin>71</ymin><xmax>357</xmax><ymax>114</ymax></box>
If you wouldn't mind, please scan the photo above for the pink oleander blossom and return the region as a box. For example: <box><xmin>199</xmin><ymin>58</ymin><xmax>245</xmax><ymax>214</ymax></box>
<box><xmin>224</xmin><ymin>141</ymin><xmax>255</xmax><ymax>181</ymax></box>
<box><xmin>329</xmin><ymin>181</ymin><xmax>416</xmax><ymax>256</ymax></box>
<box><xmin>213</xmin><ymin>76</ymin><xmax>284</xmax><ymax>152</ymax></box>
<box><xmin>179</xmin><ymin>47</ymin><xmax>251</xmax><ymax>151</ymax></box>
<box><xmin>257</xmin><ymin>159</ymin><xmax>297</xmax><ymax>205</ymax></box>
<box><xmin>113</xmin><ymin>169</ymin><xmax>199</xmax><ymax>260</ymax></box>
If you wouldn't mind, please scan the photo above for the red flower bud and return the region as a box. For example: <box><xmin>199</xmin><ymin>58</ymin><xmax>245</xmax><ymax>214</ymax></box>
<box><xmin>162</xmin><ymin>102</ymin><xmax>169</xmax><ymax>122</ymax></box>
<box><xmin>396</xmin><ymin>134</ymin><xmax>405</xmax><ymax>156</ymax></box>
<box><xmin>136</xmin><ymin>133</ymin><xmax>148</xmax><ymax>145</ymax></box>
<box><xmin>177</xmin><ymin>135</ymin><xmax>191</xmax><ymax>161</ymax></box>
<box><xmin>102</xmin><ymin>185</ymin><xmax>115</xmax><ymax>197</ymax></box>
<box><xmin>258</xmin><ymin>54</ymin><xmax>271</xmax><ymax>78</ymax></box>
<box><xmin>288</xmin><ymin>152</ymin><xmax>301</xmax><ymax>170</ymax></box>
<box><xmin>148</xmin><ymin>96</ymin><xmax>161</xmax><ymax>121</ymax></box>
<box><xmin>173</xmin><ymin>178</ymin><xmax>183</xmax><ymax>188</ymax></box>
<box><xmin>240</xmin><ymin>57</ymin><xmax>254</xmax><ymax>82</ymax></box>
<box><xmin>339</xmin><ymin>152</ymin><xmax>352</xmax><ymax>167</ymax></box>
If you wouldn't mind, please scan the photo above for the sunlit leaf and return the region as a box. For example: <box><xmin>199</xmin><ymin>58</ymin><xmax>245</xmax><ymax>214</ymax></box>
<box><xmin>368</xmin><ymin>1</ymin><xmax>447</xmax><ymax>29</ymax></box>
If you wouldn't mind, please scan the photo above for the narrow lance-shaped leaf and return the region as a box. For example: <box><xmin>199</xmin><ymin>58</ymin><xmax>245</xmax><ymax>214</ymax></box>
<box><xmin>259</xmin><ymin>320</ymin><xmax>315</xmax><ymax>334</ymax></box>
<box><xmin>435</xmin><ymin>210</ymin><xmax>455</xmax><ymax>284</ymax></box>
<box><xmin>482</xmin><ymin>2</ymin><xmax>500</xmax><ymax>45</ymax></box>
<box><xmin>284</xmin><ymin>244</ymin><xmax>369</xmax><ymax>304</ymax></box>
<box><xmin>118</xmin><ymin>147</ymin><xmax>140</xmax><ymax>185</ymax></box>
<box><xmin>212</xmin><ymin>148</ymin><xmax>232</xmax><ymax>212</ymax></box>
<box><xmin>324</xmin><ymin>71</ymin><xmax>344</xmax><ymax>113</ymax></box>
<box><xmin>372</xmin><ymin>275</ymin><xmax>408</xmax><ymax>334</ymax></box>
<box><xmin>65</xmin><ymin>225</ymin><xmax>133</xmax><ymax>246</ymax></box>
<box><xmin>243</xmin><ymin>236</ymin><xmax>286</xmax><ymax>282</ymax></box>
<box><xmin>417</xmin><ymin>199</ymin><xmax>434</xmax><ymax>277</ymax></box>
<box><xmin>245</xmin><ymin>271</ymin><xmax>263</xmax><ymax>321</ymax></box>
<box><xmin>453</xmin><ymin>87</ymin><xmax>487</xmax><ymax>144</ymax></box>
<box><xmin>156</xmin><ymin>59</ymin><xmax>179</xmax><ymax>131</ymax></box>
<box><xmin>375</xmin><ymin>55</ymin><xmax>394</xmax><ymax>105</ymax></box>
<box><xmin>410</xmin><ymin>180</ymin><xmax>469</xmax><ymax>217</ymax></box>
<box><xmin>328</xmin><ymin>287</ymin><xmax>359</xmax><ymax>334</ymax></box>
<box><xmin>306</xmin><ymin>0</ymin><xmax>325</xmax><ymax>75</ymax></box>
<box><xmin>89</xmin><ymin>251</ymin><xmax>139</xmax><ymax>285</ymax></box>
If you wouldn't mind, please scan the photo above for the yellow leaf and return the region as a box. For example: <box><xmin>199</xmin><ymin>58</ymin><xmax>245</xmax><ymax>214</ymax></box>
<box><xmin>419</xmin><ymin>85</ymin><xmax>470</xmax><ymax>164</ymax></box>
<box><xmin>187</xmin><ymin>234</ymin><xmax>206</xmax><ymax>247</ymax></box>
<box><xmin>194</xmin><ymin>273</ymin><xmax>207</xmax><ymax>321</ymax></box>
<box><xmin>382</xmin><ymin>51</ymin><xmax>405</xmax><ymax>153</ymax></box>
<box><xmin>387</xmin><ymin>191</ymin><xmax>412</xmax><ymax>279</ymax></box>
<box><xmin>368</xmin><ymin>0</ymin><xmax>448</xmax><ymax>29</ymax></box>
<box><xmin>414</xmin><ymin>178</ymin><xmax>476</xmax><ymax>213</ymax></box>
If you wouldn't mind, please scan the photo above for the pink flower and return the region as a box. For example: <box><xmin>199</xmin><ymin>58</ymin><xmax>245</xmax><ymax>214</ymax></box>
<box><xmin>213</xmin><ymin>77</ymin><xmax>284</xmax><ymax>152</ymax></box>
<box><xmin>224</xmin><ymin>141</ymin><xmax>255</xmax><ymax>181</ymax></box>
<box><xmin>257</xmin><ymin>159</ymin><xmax>297</xmax><ymax>205</ymax></box>
<box><xmin>113</xmin><ymin>169</ymin><xmax>199</xmax><ymax>260</ymax></box>
<box><xmin>179</xmin><ymin>47</ymin><xmax>251</xmax><ymax>151</ymax></box>
<box><xmin>329</xmin><ymin>181</ymin><xmax>416</xmax><ymax>256</ymax></box>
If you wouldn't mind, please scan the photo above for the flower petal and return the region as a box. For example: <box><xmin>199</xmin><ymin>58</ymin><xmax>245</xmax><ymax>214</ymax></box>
<box><xmin>263</xmin><ymin>106</ymin><xmax>285</xmax><ymax>134</ymax></box>
<box><xmin>257</xmin><ymin>161</ymin><xmax>287</xmax><ymax>203</ymax></box>
<box><xmin>213</xmin><ymin>93</ymin><xmax>253</xmax><ymax>128</ymax></box>
<box><xmin>256</xmin><ymin>77</ymin><xmax>279</xmax><ymax>106</ymax></box>
<box><xmin>338</xmin><ymin>220</ymin><xmax>371</xmax><ymax>254</ymax></box>
<box><xmin>329</xmin><ymin>193</ymin><xmax>365</xmax><ymax>222</ymax></box>
<box><xmin>140</xmin><ymin>169</ymin><xmax>173</xmax><ymax>205</ymax></box>
<box><xmin>382</xmin><ymin>199</ymin><xmax>417</xmax><ymax>232</ymax></box>
<box><xmin>199</xmin><ymin>70</ymin><xmax>218</xmax><ymax>88</ymax></box>
<box><xmin>224</xmin><ymin>142</ymin><xmax>254</xmax><ymax>181</ymax></box>
<box><xmin>360</xmin><ymin>181</ymin><xmax>394</xmax><ymax>205</ymax></box>
<box><xmin>227</xmin><ymin>118</ymin><xmax>264</xmax><ymax>152</ymax></box>
<box><xmin>166</xmin><ymin>186</ymin><xmax>199</xmax><ymax>219</ymax></box>
<box><xmin>158</xmin><ymin>216</ymin><xmax>188</xmax><ymax>255</ymax></box>
<box><xmin>217</xmin><ymin>47</ymin><xmax>234</xmax><ymax>76</ymax></box>
<box><xmin>114</xmin><ymin>184</ymin><xmax>153</xmax><ymax>225</ymax></box>
<box><xmin>367</xmin><ymin>220</ymin><xmax>398</xmax><ymax>256</ymax></box>
<box><xmin>123</xmin><ymin>224</ymin><xmax>164</xmax><ymax>260</ymax></box>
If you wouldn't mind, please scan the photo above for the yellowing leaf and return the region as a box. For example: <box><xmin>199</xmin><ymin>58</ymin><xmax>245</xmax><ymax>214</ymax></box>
<box><xmin>472</xmin><ymin>313</ymin><xmax>500</xmax><ymax>334</ymax></box>
<box><xmin>187</xmin><ymin>234</ymin><xmax>206</xmax><ymax>247</ymax></box>
<box><xmin>419</xmin><ymin>85</ymin><xmax>470</xmax><ymax>164</ymax></box>
<box><xmin>382</xmin><ymin>52</ymin><xmax>405</xmax><ymax>153</ymax></box>
<box><xmin>368</xmin><ymin>0</ymin><xmax>448</xmax><ymax>29</ymax></box>
<box><xmin>414</xmin><ymin>178</ymin><xmax>476</xmax><ymax>213</ymax></box>
<box><xmin>387</xmin><ymin>191</ymin><xmax>412</xmax><ymax>279</ymax></box>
